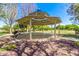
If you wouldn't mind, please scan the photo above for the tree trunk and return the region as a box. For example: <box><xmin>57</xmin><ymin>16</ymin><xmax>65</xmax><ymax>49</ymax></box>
<box><xmin>9</xmin><ymin>26</ymin><xmax>13</xmax><ymax>34</ymax></box>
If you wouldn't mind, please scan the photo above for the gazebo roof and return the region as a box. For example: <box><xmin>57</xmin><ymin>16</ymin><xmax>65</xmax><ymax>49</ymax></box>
<box><xmin>17</xmin><ymin>16</ymin><xmax>61</xmax><ymax>25</ymax></box>
<box><xmin>29</xmin><ymin>9</ymin><xmax>49</xmax><ymax>17</ymax></box>
<box><xmin>16</xmin><ymin>10</ymin><xmax>61</xmax><ymax>25</ymax></box>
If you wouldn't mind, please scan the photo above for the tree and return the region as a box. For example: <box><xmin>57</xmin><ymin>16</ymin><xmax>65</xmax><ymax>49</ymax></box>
<box><xmin>67</xmin><ymin>4</ymin><xmax>79</xmax><ymax>24</ymax></box>
<box><xmin>20</xmin><ymin>3</ymin><xmax>37</xmax><ymax>17</ymax></box>
<box><xmin>19</xmin><ymin>3</ymin><xmax>37</xmax><ymax>32</ymax></box>
<box><xmin>13</xmin><ymin>24</ymin><xmax>19</xmax><ymax>31</ymax></box>
<box><xmin>0</xmin><ymin>4</ymin><xmax>6</xmax><ymax>18</ymax></box>
<box><xmin>0</xmin><ymin>4</ymin><xmax>18</xmax><ymax>34</ymax></box>
<box><xmin>67</xmin><ymin>4</ymin><xmax>79</xmax><ymax>34</ymax></box>
<box><xmin>65</xmin><ymin>24</ymin><xmax>77</xmax><ymax>30</ymax></box>
<box><xmin>56</xmin><ymin>25</ymin><xmax>65</xmax><ymax>30</ymax></box>
<box><xmin>0</xmin><ymin>25</ymin><xmax>10</xmax><ymax>32</ymax></box>
<box><xmin>32</xmin><ymin>25</ymin><xmax>52</xmax><ymax>31</ymax></box>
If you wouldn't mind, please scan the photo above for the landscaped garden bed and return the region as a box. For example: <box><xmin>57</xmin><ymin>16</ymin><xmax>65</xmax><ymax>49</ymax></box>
<box><xmin>0</xmin><ymin>36</ymin><xmax>79</xmax><ymax>56</ymax></box>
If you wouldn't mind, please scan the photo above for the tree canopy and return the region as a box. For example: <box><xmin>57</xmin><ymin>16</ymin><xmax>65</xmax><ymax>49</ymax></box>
<box><xmin>67</xmin><ymin>4</ymin><xmax>79</xmax><ymax>24</ymax></box>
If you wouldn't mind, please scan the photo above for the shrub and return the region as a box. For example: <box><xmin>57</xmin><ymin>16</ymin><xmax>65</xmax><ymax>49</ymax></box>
<box><xmin>74</xmin><ymin>41</ymin><xmax>79</xmax><ymax>46</ymax></box>
<box><xmin>0</xmin><ymin>48</ymin><xmax>7</xmax><ymax>51</ymax></box>
<box><xmin>3</xmin><ymin>44</ymin><xmax>16</xmax><ymax>50</ymax></box>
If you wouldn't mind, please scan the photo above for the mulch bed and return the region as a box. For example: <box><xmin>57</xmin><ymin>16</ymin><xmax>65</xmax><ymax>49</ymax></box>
<box><xmin>0</xmin><ymin>38</ymin><xmax>79</xmax><ymax>56</ymax></box>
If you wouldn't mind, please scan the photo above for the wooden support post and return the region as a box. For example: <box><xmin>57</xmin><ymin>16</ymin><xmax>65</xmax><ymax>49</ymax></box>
<box><xmin>58</xmin><ymin>23</ymin><xmax>60</xmax><ymax>35</ymax></box>
<box><xmin>26</xmin><ymin>25</ymin><xmax>28</xmax><ymax>33</ymax></box>
<box><xmin>29</xmin><ymin>19</ymin><xmax>32</xmax><ymax>40</ymax></box>
<box><xmin>51</xmin><ymin>25</ymin><xmax>52</xmax><ymax>33</ymax></box>
<box><xmin>42</xmin><ymin>25</ymin><xmax>43</xmax><ymax>32</ymax></box>
<box><xmin>54</xmin><ymin>23</ymin><xmax>56</xmax><ymax>39</ymax></box>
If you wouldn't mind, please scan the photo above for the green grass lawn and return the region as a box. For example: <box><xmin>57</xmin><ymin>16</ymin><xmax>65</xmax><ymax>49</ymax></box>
<box><xmin>37</xmin><ymin>30</ymin><xmax>75</xmax><ymax>34</ymax></box>
<box><xmin>58</xmin><ymin>30</ymin><xmax>75</xmax><ymax>34</ymax></box>
<box><xmin>62</xmin><ymin>34</ymin><xmax>79</xmax><ymax>39</ymax></box>
<box><xmin>0</xmin><ymin>32</ymin><xmax>8</xmax><ymax>36</ymax></box>
<box><xmin>58</xmin><ymin>30</ymin><xmax>79</xmax><ymax>39</ymax></box>
<box><xmin>0</xmin><ymin>30</ymin><xmax>79</xmax><ymax>39</ymax></box>
<box><xmin>36</xmin><ymin>30</ymin><xmax>79</xmax><ymax>39</ymax></box>
<box><xmin>56</xmin><ymin>30</ymin><xmax>79</xmax><ymax>39</ymax></box>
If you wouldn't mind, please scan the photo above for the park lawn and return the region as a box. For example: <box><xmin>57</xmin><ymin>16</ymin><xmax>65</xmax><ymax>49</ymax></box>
<box><xmin>36</xmin><ymin>30</ymin><xmax>79</xmax><ymax>39</ymax></box>
<box><xmin>59</xmin><ymin>30</ymin><xmax>75</xmax><ymax>34</ymax></box>
<box><xmin>0</xmin><ymin>30</ymin><xmax>78</xmax><ymax>39</ymax></box>
<box><xmin>62</xmin><ymin>34</ymin><xmax>79</xmax><ymax>39</ymax></box>
<box><xmin>37</xmin><ymin>30</ymin><xmax>75</xmax><ymax>34</ymax></box>
<box><xmin>0</xmin><ymin>32</ymin><xmax>8</xmax><ymax>36</ymax></box>
<box><xmin>56</xmin><ymin>30</ymin><xmax>79</xmax><ymax>39</ymax></box>
<box><xmin>59</xmin><ymin>30</ymin><xmax>79</xmax><ymax>39</ymax></box>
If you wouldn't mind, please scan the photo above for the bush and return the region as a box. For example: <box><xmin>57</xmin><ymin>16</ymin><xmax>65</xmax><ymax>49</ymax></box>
<box><xmin>0</xmin><ymin>25</ymin><xmax>10</xmax><ymax>33</ymax></box>
<box><xmin>56</xmin><ymin>25</ymin><xmax>65</xmax><ymax>30</ymax></box>
<box><xmin>0</xmin><ymin>48</ymin><xmax>7</xmax><ymax>51</ymax></box>
<box><xmin>74</xmin><ymin>41</ymin><xmax>79</xmax><ymax>46</ymax></box>
<box><xmin>3</xmin><ymin>44</ymin><xmax>16</xmax><ymax>50</ymax></box>
<box><xmin>0</xmin><ymin>32</ymin><xmax>8</xmax><ymax>36</ymax></box>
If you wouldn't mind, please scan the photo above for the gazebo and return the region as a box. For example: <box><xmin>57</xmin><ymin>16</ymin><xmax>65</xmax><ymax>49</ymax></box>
<box><xmin>16</xmin><ymin>9</ymin><xmax>61</xmax><ymax>40</ymax></box>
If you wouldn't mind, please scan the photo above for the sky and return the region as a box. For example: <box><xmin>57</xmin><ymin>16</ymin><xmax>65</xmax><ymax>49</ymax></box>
<box><xmin>37</xmin><ymin>3</ymin><xmax>71</xmax><ymax>25</ymax></box>
<box><xmin>0</xmin><ymin>3</ymin><xmax>71</xmax><ymax>27</ymax></box>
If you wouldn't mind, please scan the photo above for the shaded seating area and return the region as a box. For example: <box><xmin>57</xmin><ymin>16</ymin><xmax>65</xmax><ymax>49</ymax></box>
<box><xmin>14</xmin><ymin>32</ymin><xmax>53</xmax><ymax>39</ymax></box>
<box><xmin>16</xmin><ymin>9</ymin><xmax>61</xmax><ymax>40</ymax></box>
